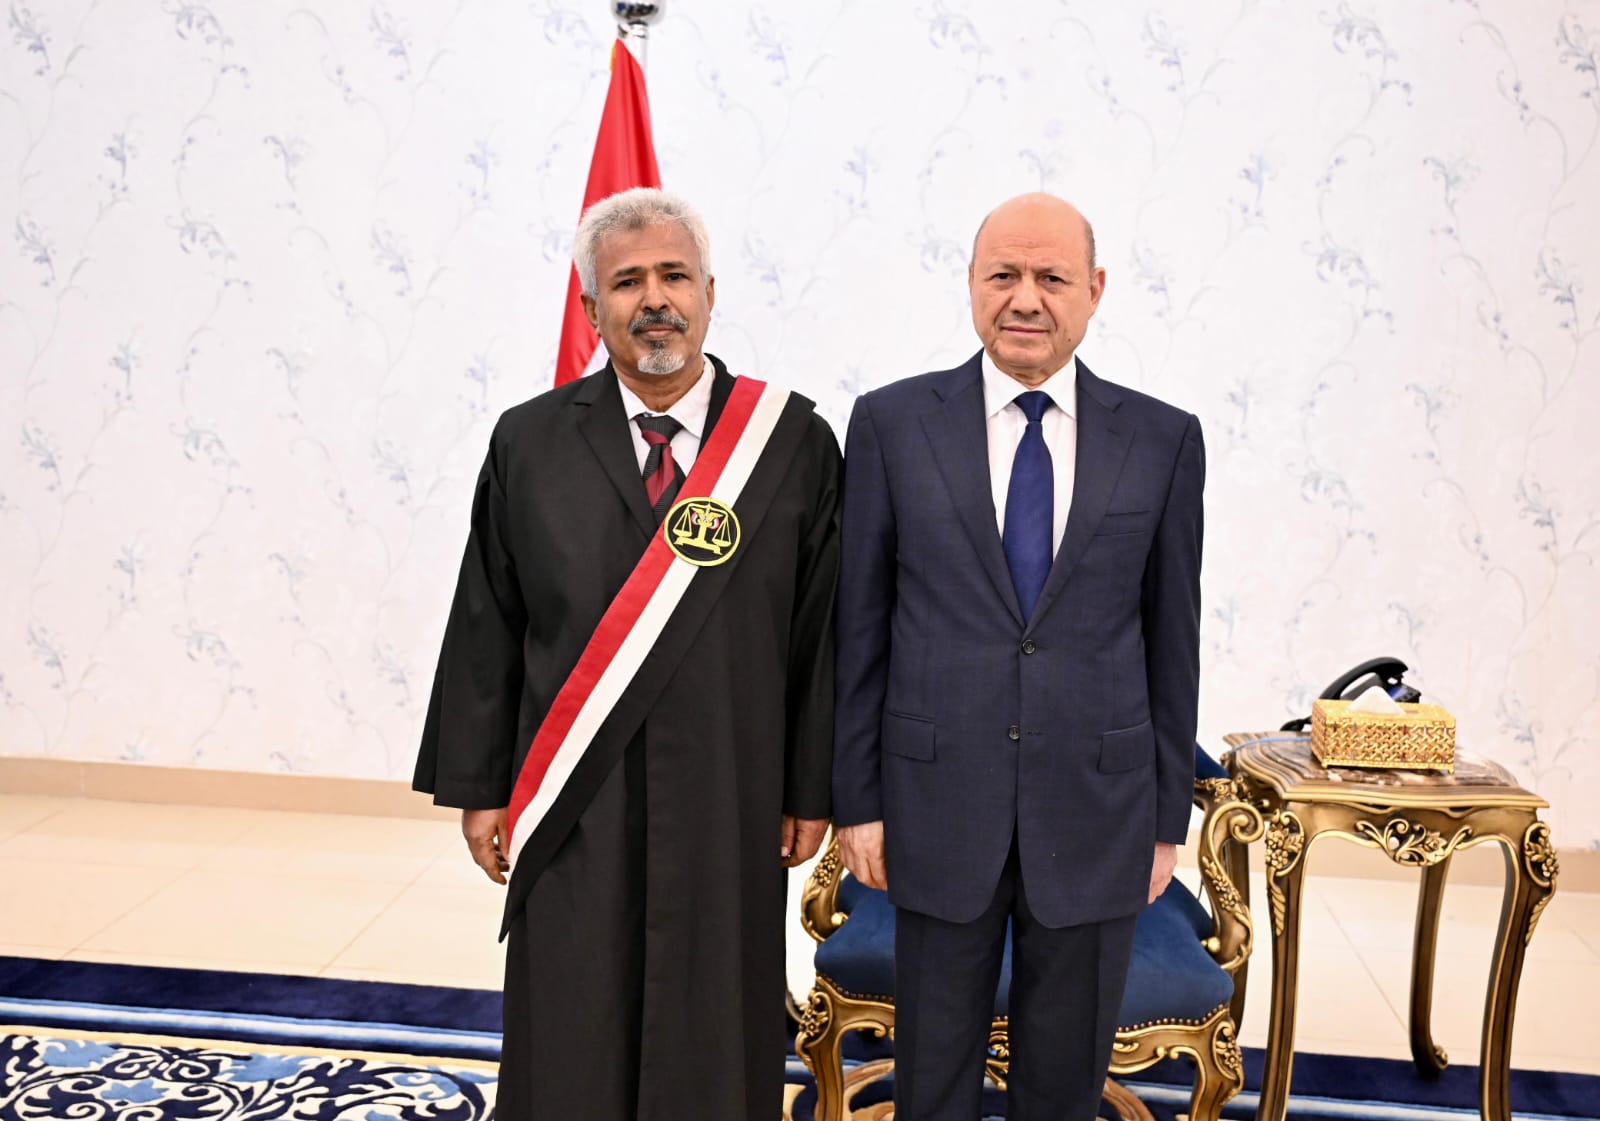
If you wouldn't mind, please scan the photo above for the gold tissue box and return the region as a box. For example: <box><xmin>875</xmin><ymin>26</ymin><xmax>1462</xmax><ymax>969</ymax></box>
<box><xmin>1310</xmin><ymin>698</ymin><xmax>1457</xmax><ymax>773</ymax></box>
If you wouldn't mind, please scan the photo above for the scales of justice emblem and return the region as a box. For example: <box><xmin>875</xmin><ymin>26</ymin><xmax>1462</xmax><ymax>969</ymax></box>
<box><xmin>664</xmin><ymin>496</ymin><xmax>741</xmax><ymax>567</ymax></box>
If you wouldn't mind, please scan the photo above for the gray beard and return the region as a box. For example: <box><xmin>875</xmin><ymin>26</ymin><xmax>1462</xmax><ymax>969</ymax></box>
<box><xmin>637</xmin><ymin>346</ymin><xmax>687</xmax><ymax>376</ymax></box>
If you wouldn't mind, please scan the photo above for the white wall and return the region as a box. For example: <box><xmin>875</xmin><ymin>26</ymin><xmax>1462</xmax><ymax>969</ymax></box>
<box><xmin>3</xmin><ymin>1</ymin><xmax>1597</xmax><ymax>847</ymax></box>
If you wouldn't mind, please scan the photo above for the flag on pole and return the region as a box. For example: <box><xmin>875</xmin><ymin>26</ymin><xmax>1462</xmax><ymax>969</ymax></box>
<box><xmin>554</xmin><ymin>38</ymin><xmax>662</xmax><ymax>386</ymax></box>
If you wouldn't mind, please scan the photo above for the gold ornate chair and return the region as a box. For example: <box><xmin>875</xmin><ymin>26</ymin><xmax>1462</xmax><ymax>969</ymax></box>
<box><xmin>794</xmin><ymin>746</ymin><xmax>1264</xmax><ymax>1121</ymax></box>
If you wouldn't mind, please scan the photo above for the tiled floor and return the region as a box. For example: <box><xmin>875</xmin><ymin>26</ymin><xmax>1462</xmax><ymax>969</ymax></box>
<box><xmin>3</xmin><ymin>793</ymin><xmax>1597</xmax><ymax>1077</ymax></box>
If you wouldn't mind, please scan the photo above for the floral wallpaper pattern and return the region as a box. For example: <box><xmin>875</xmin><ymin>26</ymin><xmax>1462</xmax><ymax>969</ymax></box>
<box><xmin>2</xmin><ymin>2</ymin><xmax>1597</xmax><ymax>847</ymax></box>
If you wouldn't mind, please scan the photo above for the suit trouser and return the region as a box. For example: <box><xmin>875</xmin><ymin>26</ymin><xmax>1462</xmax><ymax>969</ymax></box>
<box><xmin>893</xmin><ymin>838</ymin><xmax>1139</xmax><ymax>1121</ymax></box>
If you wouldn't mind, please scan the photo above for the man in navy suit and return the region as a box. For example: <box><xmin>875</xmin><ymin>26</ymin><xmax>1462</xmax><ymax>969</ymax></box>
<box><xmin>832</xmin><ymin>193</ymin><xmax>1204</xmax><ymax>1121</ymax></box>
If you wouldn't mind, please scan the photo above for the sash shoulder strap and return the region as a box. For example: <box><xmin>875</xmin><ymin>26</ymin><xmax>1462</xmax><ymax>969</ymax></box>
<box><xmin>498</xmin><ymin>377</ymin><xmax>814</xmax><ymax>936</ymax></box>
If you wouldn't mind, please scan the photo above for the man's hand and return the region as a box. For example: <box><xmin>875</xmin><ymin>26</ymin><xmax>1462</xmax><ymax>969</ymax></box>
<box><xmin>1149</xmin><ymin>841</ymin><xmax>1178</xmax><ymax>904</ymax></box>
<box><xmin>781</xmin><ymin>816</ymin><xmax>830</xmax><ymax>867</ymax></box>
<box><xmin>838</xmin><ymin>821</ymin><xmax>888</xmax><ymax>890</ymax></box>
<box><xmin>463</xmin><ymin>807</ymin><xmax>510</xmax><ymax>886</ymax></box>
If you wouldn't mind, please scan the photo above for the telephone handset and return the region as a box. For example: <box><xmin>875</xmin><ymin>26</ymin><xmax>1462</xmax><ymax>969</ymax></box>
<box><xmin>1279</xmin><ymin>656</ymin><xmax>1421</xmax><ymax>733</ymax></box>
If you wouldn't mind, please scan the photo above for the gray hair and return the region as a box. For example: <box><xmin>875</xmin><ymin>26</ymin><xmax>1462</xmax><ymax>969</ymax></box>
<box><xmin>575</xmin><ymin>187</ymin><xmax>713</xmax><ymax>297</ymax></box>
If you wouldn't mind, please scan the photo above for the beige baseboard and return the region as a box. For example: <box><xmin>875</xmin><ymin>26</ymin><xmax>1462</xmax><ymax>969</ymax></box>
<box><xmin>0</xmin><ymin>757</ymin><xmax>456</xmax><ymax>821</ymax></box>
<box><xmin>3</xmin><ymin>755</ymin><xmax>1596</xmax><ymax>892</ymax></box>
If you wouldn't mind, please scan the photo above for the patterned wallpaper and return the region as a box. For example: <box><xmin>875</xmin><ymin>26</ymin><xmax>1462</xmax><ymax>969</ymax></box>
<box><xmin>2</xmin><ymin>2</ymin><xmax>1597</xmax><ymax>847</ymax></box>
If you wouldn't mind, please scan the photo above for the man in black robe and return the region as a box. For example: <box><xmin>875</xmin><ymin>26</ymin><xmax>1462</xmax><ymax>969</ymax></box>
<box><xmin>414</xmin><ymin>187</ymin><xmax>838</xmax><ymax>1121</ymax></box>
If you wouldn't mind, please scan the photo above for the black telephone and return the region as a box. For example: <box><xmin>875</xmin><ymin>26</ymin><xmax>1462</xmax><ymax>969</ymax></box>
<box><xmin>1280</xmin><ymin>656</ymin><xmax>1422</xmax><ymax>732</ymax></box>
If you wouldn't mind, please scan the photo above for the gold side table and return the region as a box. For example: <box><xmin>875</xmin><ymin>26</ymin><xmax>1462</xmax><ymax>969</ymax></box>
<box><xmin>1222</xmin><ymin>732</ymin><xmax>1557</xmax><ymax>1121</ymax></box>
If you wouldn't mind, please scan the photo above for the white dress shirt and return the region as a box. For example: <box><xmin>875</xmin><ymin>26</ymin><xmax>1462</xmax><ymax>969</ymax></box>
<box><xmin>982</xmin><ymin>350</ymin><xmax>1078</xmax><ymax>556</ymax></box>
<box><xmin>616</xmin><ymin>359</ymin><xmax>713</xmax><ymax>475</ymax></box>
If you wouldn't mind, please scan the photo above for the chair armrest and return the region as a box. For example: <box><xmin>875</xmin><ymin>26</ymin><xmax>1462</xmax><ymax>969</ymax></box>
<box><xmin>799</xmin><ymin>831</ymin><xmax>849</xmax><ymax>943</ymax></box>
<box><xmin>1190</xmin><ymin>777</ymin><xmax>1266</xmax><ymax>976</ymax></box>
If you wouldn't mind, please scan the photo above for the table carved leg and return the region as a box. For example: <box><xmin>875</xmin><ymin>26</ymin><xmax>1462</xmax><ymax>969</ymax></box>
<box><xmin>1478</xmin><ymin>823</ymin><xmax>1558</xmax><ymax>1121</ymax></box>
<box><xmin>1409</xmin><ymin>855</ymin><xmax>1451</xmax><ymax>1078</ymax></box>
<box><xmin>1225</xmin><ymin>838</ymin><xmax>1251</xmax><ymax>1031</ymax></box>
<box><xmin>1257</xmin><ymin>809</ymin><xmax>1308</xmax><ymax>1121</ymax></box>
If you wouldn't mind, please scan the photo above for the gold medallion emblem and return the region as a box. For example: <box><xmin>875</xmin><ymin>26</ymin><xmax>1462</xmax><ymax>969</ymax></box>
<box><xmin>664</xmin><ymin>496</ymin><xmax>740</xmax><ymax>567</ymax></box>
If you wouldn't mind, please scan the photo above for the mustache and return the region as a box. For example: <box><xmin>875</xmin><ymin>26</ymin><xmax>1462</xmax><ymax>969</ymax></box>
<box><xmin>629</xmin><ymin>311</ymin><xmax>689</xmax><ymax>334</ymax></box>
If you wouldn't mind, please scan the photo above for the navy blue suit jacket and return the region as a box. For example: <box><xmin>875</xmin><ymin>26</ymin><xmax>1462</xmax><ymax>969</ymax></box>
<box><xmin>832</xmin><ymin>353</ymin><xmax>1204</xmax><ymax>928</ymax></box>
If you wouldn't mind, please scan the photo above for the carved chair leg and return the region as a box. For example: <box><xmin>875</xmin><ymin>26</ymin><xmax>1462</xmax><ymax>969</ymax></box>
<box><xmin>1187</xmin><ymin>1017</ymin><xmax>1246</xmax><ymax>1121</ymax></box>
<box><xmin>794</xmin><ymin>988</ymin><xmax>850</xmax><ymax>1121</ymax></box>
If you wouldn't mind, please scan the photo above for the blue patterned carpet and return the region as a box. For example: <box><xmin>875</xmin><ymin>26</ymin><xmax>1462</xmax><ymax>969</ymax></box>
<box><xmin>3</xmin><ymin>955</ymin><xmax>1597</xmax><ymax>1120</ymax></box>
<box><xmin>0</xmin><ymin>1033</ymin><xmax>494</xmax><ymax>1119</ymax></box>
<box><xmin>0</xmin><ymin>955</ymin><xmax>501</xmax><ymax>1119</ymax></box>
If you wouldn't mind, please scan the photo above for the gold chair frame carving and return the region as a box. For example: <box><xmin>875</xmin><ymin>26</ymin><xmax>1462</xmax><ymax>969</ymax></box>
<box><xmin>795</xmin><ymin>783</ymin><xmax>1265</xmax><ymax>1121</ymax></box>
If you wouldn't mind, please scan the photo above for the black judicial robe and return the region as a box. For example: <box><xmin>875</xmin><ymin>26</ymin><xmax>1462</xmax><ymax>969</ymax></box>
<box><xmin>413</xmin><ymin>357</ymin><xmax>839</xmax><ymax>1121</ymax></box>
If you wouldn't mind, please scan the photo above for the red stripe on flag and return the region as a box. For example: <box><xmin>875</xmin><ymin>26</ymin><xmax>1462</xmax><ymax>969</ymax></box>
<box><xmin>555</xmin><ymin>39</ymin><xmax>662</xmax><ymax>387</ymax></box>
<box><xmin>506</xmin><ymin>378</ymin><xmax>768</xmax><ymax>843</ymax></box>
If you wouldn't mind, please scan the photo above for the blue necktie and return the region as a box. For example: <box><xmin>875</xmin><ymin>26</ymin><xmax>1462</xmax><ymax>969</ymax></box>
<box><xmin>1003</xmin><ymin>391</ymin><xmax>1053</xmax><ymax>624</ymax></box>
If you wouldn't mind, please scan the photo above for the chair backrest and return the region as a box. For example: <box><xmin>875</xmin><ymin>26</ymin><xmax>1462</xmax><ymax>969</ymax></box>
<box><xmin>800</xmin><ymin>838</ymin><xmax>850</xmax><ymax>943</ymax></box>
<box><xmin>1195</xmin><ymin>742</ymin><xmax>1229</xmax><ymax>781</ymax></box>
<box><xmin>1187</xmin><ymin>744</ymin><xmax>1266</xmax><ymax>976</ymax></box>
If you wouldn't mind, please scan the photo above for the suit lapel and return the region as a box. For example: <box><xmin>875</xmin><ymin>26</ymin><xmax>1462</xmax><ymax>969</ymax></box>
<box><xmin>1027</xmin><ymin>360</ymin><xmax>1132</xmax><ymax>633</ymax></box>
<box><xmin>920</xmin><ymin>356</ymin><xmax>1024</xmax><ymax>627</ymax></box>
<box><xmin>574</xmin><ymin>365</ymin><xmax>656</xmax><ymax>539</ymax></box>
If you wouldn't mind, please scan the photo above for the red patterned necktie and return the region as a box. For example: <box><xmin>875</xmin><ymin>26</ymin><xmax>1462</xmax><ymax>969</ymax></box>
<box><xmin>634</xmin><ymin>413</ymin><xmax>686</xmax><ymax>522</ymax></box>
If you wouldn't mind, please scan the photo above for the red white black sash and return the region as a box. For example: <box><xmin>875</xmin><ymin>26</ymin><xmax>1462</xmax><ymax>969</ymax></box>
<box><xmin>503</xmin><ymin>376</ymin><xmax>791</xmax><ymax>873</ymax></box>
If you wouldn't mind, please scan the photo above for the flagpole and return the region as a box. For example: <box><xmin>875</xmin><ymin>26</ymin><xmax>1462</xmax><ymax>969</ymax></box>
<box><xmin>613</xmin><ymin>2</ymin><xmax>664</xmax><ymax>72</ymax></box>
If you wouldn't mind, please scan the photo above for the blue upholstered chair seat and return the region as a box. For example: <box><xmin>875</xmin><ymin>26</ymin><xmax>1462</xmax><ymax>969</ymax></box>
<box><xmin>813</xmin><ymin>878</ymin><xmax>1234</xmax><ymax>1026</ymax></box>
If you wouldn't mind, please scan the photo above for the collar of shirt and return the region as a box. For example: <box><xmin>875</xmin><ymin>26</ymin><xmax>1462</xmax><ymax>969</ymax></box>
<box><xmin>616</xmin><ymin>357</ymin><xmax>713</xmax><ymax>443</ymax></box>
<box><xmin>981</xmin><ymin>349</ymin><xmax>1078</xmax><ymax>421</ymax></box>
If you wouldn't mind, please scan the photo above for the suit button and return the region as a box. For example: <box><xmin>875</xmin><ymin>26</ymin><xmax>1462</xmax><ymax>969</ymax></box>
<box><xmin>1007</xmin><ymin>725</ymin><xmax>1021</xmax><ymax>742</ymax></box>
<box><xmin>1021</xmin><ymin>639</ymin><xmax>1037</xmax><ymax>655</ymax></box>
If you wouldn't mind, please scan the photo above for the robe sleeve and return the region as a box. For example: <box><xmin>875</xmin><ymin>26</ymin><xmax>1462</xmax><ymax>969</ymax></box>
<box><xmin>414</xmin><ymin>422</ymin><xmax>526</xmax><ymax>809</ymax></box>
<box><xmin>782</xmin><ymin>414</ymin><xmax>843</xmax><ymax>820</ymax></box>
